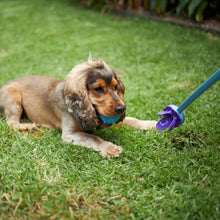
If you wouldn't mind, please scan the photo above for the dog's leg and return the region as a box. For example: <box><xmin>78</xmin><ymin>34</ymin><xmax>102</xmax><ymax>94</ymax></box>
<box><xmin>62</xmin><ymin>132</ymin><xmax>123</xmax><ymax>158</ymax></box>
<box><xmin>61</xmin><ymin>115</ymin><xmax>122</xmax><ymax>158</ymax></box>
<box><xmin>119</xmin><ymin>117</ymin><xmax>157</xmax><ymax>130</ymax></box>
<box><xmin>0</xmin><ymin>85</ymin><xmax>36</xmax><ymax>131</ymax></box>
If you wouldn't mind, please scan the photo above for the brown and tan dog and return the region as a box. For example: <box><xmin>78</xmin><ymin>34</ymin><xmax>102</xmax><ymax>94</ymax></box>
<box><xmin>0</xmin><ymin>58</ymin><xmax>156</xmax><ymax>158</ymax></box>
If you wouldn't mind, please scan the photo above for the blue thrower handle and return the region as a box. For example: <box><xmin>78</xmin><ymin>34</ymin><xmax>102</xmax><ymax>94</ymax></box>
<box><xmin>177</xmin><ymin>69</ymin><xmax>220</xmax><ymax>113</ymax></box>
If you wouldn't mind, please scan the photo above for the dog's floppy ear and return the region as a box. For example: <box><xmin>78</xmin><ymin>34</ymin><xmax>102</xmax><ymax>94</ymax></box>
<box><xmin>64</xmin><ymin>61</ymin><xmax>99</xmax><ymax>130</ymax></box>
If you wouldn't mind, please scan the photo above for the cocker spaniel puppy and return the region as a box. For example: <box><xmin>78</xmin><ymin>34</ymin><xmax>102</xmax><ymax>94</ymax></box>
<box><xmin>0</xmin><ymin>58</ymin><xmax>156</xmax><ymax>158</ymax></box>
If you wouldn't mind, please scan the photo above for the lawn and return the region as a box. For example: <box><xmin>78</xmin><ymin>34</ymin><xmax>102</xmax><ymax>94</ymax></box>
<box><xmin>0</xmin><ymin>0</ymin><xmax>220</xmax><ymax>219</ymax></box>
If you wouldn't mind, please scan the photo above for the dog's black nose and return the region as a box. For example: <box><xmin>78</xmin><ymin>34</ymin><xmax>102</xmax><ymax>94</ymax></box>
<box><xmin>114</xmin><ymin>105</ymin><xmax>126</xmax><ymax>114</ymax></box>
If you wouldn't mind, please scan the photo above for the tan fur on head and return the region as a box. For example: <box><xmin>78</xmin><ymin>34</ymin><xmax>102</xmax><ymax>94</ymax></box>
<box><xmin>65</xmin><ymin>57</ymin><xmax>110</xmax><ymax>91</ymax></box>
<box><xmin>64</xmin><ymin>58</ymin><xmax>121</xmax><ymax>130</ymax></box>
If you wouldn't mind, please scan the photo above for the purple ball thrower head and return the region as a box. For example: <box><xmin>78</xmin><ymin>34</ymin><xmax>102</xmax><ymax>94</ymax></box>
<box><xmin>156</xmin><ymin>105</ymin><xmax>184</xmax><ymax>131</ymax></box>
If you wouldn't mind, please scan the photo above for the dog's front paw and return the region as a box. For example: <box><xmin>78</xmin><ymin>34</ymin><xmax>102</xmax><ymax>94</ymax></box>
<box><xmin>100</xmin><ymin>144</ymin><xmax>123</xmax><ymax>158</ymax></box>
<box><xmin>138</xmin><ymin>120</ymin><xmax>157</xmax><ymax>130</ymax></box>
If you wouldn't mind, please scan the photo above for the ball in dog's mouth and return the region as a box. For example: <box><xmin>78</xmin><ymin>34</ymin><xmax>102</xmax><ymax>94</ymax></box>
<box><xmin>98</xmin><ymin>113</ymin><xmax>120</xmax><ymax>127</ymax></box>
<box><xmin>99</xmin><ymin>114</ymin><xmax>120</xmax><ymax>124</ymax></box>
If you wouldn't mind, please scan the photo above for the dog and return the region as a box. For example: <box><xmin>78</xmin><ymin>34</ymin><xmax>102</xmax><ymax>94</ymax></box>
<box><xmin>0</xmin><ymin>58</ymin><xmax>156</xmax><ymax>158</ymax></box>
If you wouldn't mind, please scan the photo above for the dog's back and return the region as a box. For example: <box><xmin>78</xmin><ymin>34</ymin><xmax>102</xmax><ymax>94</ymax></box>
<box><xmin>0</xmin><ymin>76</ymin><xmax>63</xmax><ymax>129</ymax></box>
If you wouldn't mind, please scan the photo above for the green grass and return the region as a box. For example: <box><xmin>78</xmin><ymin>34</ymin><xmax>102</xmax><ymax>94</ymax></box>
<box><xmin>0</xmin><ymin>0</ymin><xmax>220</xmax><ymax>219</ymax></box>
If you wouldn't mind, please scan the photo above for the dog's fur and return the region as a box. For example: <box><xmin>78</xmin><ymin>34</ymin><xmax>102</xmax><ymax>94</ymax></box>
<box><xmin>0</xmin><ymin>58</ymin><xmax>156</xmax><ymax>158</ymax></box>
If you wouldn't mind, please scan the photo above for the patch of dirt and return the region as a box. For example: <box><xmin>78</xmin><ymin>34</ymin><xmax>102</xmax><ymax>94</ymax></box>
<box><xmin>157</xmin><ymin>14</ymin><xmax>220</xmax><ymax>35</ymax></box>
<box><xmin>113</xmin><ymin>9</ymin><xmax>220</xmax><ymax>35</ymax></box>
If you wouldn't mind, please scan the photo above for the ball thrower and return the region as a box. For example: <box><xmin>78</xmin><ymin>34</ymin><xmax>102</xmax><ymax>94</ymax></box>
<box><xmin>156</xmin><ymin>69</ymin><xmax>220</xmax><ymax>131</ymax></box>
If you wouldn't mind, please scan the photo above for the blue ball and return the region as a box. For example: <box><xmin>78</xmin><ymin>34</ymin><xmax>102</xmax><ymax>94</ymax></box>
<box><xmin>99</xmin><ymin>114</ymin><xmax>120</xmax><ymax>124</ymax></box>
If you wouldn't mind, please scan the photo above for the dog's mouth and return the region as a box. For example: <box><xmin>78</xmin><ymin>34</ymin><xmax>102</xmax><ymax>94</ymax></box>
<box><xmin>93</xmin><ymin>104</ymin><xmax>126</xmax><ymax>128</ymax></box>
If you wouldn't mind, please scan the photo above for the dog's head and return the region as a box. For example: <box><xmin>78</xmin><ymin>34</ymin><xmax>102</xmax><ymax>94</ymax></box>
<box><xmin>64</xmin><ymin>57</ymin><xmax>126</xmax><ymax>130</ymax></box>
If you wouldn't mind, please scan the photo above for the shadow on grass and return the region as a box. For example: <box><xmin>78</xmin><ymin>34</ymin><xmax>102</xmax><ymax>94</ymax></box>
<box><xmin>171</xmin><ymin>133</ymin><xmax>206</xmax><ymax>150</ymax></box>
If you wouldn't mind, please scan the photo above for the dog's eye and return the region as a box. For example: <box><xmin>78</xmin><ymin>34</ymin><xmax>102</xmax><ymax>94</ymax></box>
<box><xmin>94</xmin><ymin>87</ymin><xmax>104</xmax><ymax>93</ymax></box>
<box><xmin>114</xmin><ymin>84</ymin><xmax>118</xmax><ymax>90</ymax></box>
